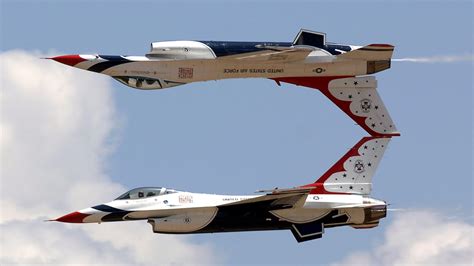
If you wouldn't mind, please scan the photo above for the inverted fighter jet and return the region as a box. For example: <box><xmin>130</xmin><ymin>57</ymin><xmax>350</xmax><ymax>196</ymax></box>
<box><xmin>49</xmin><ymin>29</ymin><xmax>399</xmax><ymax>137</ymax></box>
<box><xmin>54</xmin><ymin>136</ymin><xmax>391</xmax><ymax>242</ymax></box>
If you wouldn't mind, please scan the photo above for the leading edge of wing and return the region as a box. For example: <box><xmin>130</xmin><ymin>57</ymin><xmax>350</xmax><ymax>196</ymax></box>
<box><xmin>221</xmin><ymin>188</ymin><xmax>311</xmax><ymax>209</ymax></box>
<box><xmin>217</xmin><ymin>46</ymin><xmax>315</xmax><ymax>63</ymax></box>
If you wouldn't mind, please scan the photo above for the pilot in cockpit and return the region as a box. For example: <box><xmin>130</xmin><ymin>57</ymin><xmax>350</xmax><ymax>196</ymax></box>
<box><xmin>115</xmin><ymin>187</ymin><xmax>177</xmax><ymax>200</ymax></box>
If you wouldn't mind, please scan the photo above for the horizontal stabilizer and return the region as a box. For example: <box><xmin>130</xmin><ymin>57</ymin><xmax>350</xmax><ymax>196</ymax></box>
<box><xmin>256</xmin><ymin>187</ymin><xmax>312</xmax><ymax>195</ymax></box>
<box><xmin>337</xmin><ymin>44</ymin><xmax>394</xmax><ymax>61</ymax></box>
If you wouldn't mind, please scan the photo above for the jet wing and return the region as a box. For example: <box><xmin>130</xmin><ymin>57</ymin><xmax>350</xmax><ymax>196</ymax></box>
<box><xmin>218</xmin><ymin>46</ymin><xmax>314</xmax><ymax>63</ymax></box>
<box><xmin>221</xmin><ymin>187</ymin><xmax>312</xmax><ymax>210</ymax></box>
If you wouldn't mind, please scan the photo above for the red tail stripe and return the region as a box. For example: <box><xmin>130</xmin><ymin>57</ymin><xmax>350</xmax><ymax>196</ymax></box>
<box><xmin>301</xmin><ymin>136</ymin><xmax>377</xmax><ymax>194</ymax></box>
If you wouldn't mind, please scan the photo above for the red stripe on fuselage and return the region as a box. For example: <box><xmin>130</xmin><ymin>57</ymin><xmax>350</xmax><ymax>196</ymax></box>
<box><xmin>55</xmin><ymin>211</ymin><xmax>89</xmax><ymax>223</ymax></box>
<box><xmin>50</xmin><ymin>55</ymin><xmax>87</xmax><ymax>66</ymax></box>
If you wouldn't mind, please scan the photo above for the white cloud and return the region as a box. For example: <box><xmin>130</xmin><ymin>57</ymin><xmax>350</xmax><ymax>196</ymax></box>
<box><xmin>1</xmin><ymin>220</ymin><xmax>132</xmax><ymax>265</ymax></box>
<box><xmin>332</xmin><ymin>210</ymin><xmax>473</xmax><ymax>266</ymax></box>
<box><xmin>0</xmin><ymin>50</ymin><xmax>221</xmax><ymax>265</ymax></box>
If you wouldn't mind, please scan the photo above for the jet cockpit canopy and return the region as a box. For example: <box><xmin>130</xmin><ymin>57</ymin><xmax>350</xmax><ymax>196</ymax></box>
<box><xmin>115</xmin><ymin>187</ymin><xmax>177</xmax><ymax>200</ymax></box>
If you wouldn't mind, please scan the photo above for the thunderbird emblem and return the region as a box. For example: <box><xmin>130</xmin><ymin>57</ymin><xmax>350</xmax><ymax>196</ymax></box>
<box><xmin>354</xmin><ymin>160</ymin><xmax>365</xmax><ymax>173</ymax></box>
<box><xmin>360</xmin><ymin>99</ymin><xmax>372</xmax><ymax>113</ymax></box>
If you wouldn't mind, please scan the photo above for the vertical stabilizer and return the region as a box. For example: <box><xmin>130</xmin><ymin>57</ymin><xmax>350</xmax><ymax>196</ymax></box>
<box><xmin>272</xmin><ymin>76</ymin><xmax>399</xmax><ymax>137</ymax></box>
<box><xmin>303</xmin><ymin>137</ymin><xmax>390</xmax><ymax>195</ymax></box>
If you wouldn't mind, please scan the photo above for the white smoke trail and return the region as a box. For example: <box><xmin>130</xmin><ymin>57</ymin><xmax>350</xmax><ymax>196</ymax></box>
<box><xmin>387</xmin><ymin>208</ymin><xmax>406</xmax><ymax>212</ymax></box>
<box><xmin>392</xmin><ymin>54</ymin><xmax>474</xmax><ymax>63</ymax></box>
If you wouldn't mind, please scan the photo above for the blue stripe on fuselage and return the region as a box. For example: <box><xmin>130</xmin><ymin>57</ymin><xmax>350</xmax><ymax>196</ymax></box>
<box><xmin>197</xmin><ymin>41</ymin><xmax>352</xmax><ymax>57</ymax></box>
<box><xmin>88</xmin><ymin>55</ymin><xmax>132</xmax><ymax>73</ymax></box>
<box><xmin>198</xmin><ymin>41</ymin><xmax>292</xmax><ymax>57</ymax></box>
<box><xmin>92</xmin><ymin>204</ymin><xmax>125</xmax><ymax>213</ymax></box>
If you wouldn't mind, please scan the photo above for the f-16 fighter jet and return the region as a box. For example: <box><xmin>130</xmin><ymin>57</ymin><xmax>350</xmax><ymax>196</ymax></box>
<box><xmin>49</xmin><ymin>29</ymin><xmax>399</xmax><ymax>137</ymax></box>
<box><xmin>54</xmin><ymin>136</ymin><xmax>391</xmax><ymax>242</ymax></box>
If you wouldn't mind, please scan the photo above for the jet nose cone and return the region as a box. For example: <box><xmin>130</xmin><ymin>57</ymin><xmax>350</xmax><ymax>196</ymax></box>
<box><xmin>55</xmin><ymin>211</ymin><xmax>90</xmax><ymax>223</ymax></box>
<box><xmin>49</xmin><ymin>55</ymin><xmax>87</xmax><ymax>66</ymax></box>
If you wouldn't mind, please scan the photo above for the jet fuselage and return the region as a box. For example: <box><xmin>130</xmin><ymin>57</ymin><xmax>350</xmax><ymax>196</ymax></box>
<box><xmin>52</xmin><ymin>40</ymin><xmax>392</xmax><ymax>90</ymax></box>
<box><xmin>57</xmin><ymin>187</ymin><xmax>386</xmax><ymax>236</ymax></box>
<box><xmin>55</xmin><ymin>136</ymin><xmax>391</xmax><ymax>242</ymax></box>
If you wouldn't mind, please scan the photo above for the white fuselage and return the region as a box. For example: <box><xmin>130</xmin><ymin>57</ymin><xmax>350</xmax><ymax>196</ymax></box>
<box><xmin>75</xmin><ymin>54</ymin><xmax>367</xmax><ymax>90</ymax></box>
<box><xmin>79</xmin><ymin>191</ymin><xmax>385</xmax><ymax>227</ymax></box>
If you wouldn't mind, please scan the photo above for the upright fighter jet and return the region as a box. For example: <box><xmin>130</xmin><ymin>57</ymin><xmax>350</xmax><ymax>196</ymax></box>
<box><xmin>49</xmin><ymin>29</ymin><xmax>399</xmax><ymax>137</ymax></box>
<box><xmin>54</xmin><ymin>136</ymin><xmax>390</xmax><ymax>242</ymax></box>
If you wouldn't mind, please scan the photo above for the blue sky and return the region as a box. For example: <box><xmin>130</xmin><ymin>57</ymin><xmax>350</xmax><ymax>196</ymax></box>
<box><xmin>1</xmin><ymin>1</ymin><xmax>472</xmax><ymax>265</ymax></box>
